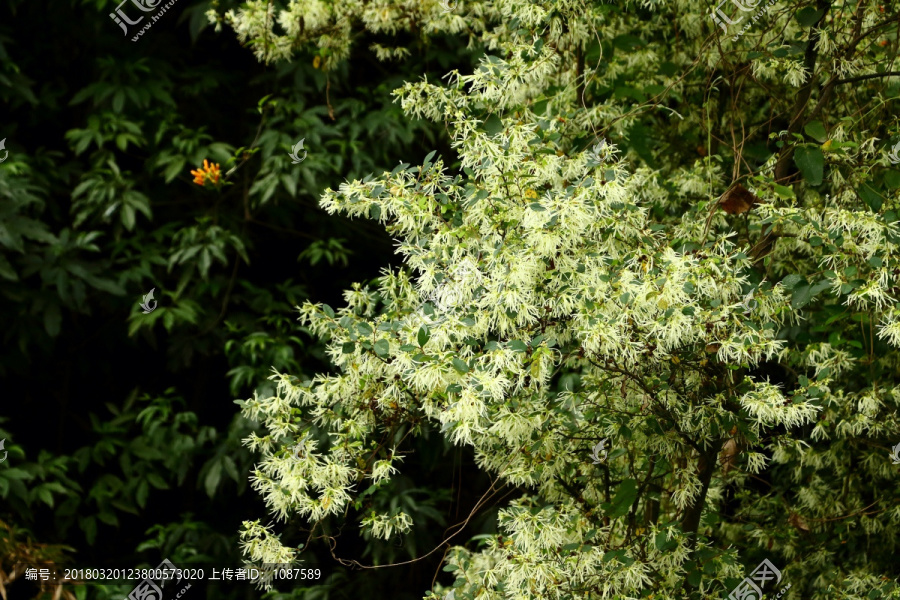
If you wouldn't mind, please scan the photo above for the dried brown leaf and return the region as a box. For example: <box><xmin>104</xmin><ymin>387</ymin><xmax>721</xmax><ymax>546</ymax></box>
<box><xmin>719</xmin><ymin>183</ymin><xmax>760</xmax><ymax>215</ymax></box>
<box><xmin>721</xmin><ymin>437</ymin><xmax>739</xmax><ymax>474</ymax></box>
<box><xmin>789</xmin><ymin>512</ymin><xmax>811</xmax><ymax>532</ymax></box>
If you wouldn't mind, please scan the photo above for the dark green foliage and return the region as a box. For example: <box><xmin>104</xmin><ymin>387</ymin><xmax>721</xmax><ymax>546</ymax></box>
<box><xmin>0</xmin><ymin>1</ymin><xmax>479</xmax><ymax>598</ymax></box>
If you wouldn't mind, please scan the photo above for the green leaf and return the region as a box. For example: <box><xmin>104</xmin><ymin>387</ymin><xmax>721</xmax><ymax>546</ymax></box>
<box><xmin>509</xmin><ymin>340</ymin><xmax>528</xmax><ymax>353</ymax></box>
<box><xmin>36</xmin><ymin>485</ymin><xmax>55</xmax><ymax>508</ymax></box>
<box><xmin>793</xmin><ymin>146</ymin><xmax>824</xmax><ymax>185</ymax></box>
<box><xmin>223</xmin><ymin>456</ymin><xmax>240</xmax><ymax>482</ymax></box>
<box><xmin>858</xmin><ymin>183</ymin><xmax>882</xmax><ymax>212</ymax></box>
<box><xmin>342</xmin><ymin>342</ymin><xmax>356</xmax><ymax>354</ymax></box>
<box><xmin>0</xmin><ymin>254</ymin><xmax>16</xmax><ymax>281</ymax></box>
<box><xmin>205</xmin><ymin>461</ymin><xmax>222</xmax><ymax>497</ymax></box>
<box><xmin>80</xmin><ymin>516</ymin><xmax>97</xmax><ymax>545</ymax></box>
<box><xmin>791</xmin><ymin>284</ymin><xmax>813</xmax><ymax>309</ymax></box>
<box><xmin>136</xmin><ymin>479</ymin><xmax>149</xmax><ymax>509</ymax></box>
<box><xmin>781</xmin><ymin>274</ymin><xmax>804</xmax><ymax>290</ymax></box>
<box><xmin>417</xmin><ymin>325</ymin><xmax>431</xmax><ymax>347</ymax></box>
<box><xmin>281</xmin><ymin>173</ymin><xmax>297</xmax><ymax>198</ymax></box>
<box><xmin>44</xmin><ymin>304</ymin><xmax>62</xmax><ymax>337</ymax></box>
<box><xmin>483</xmin><ymin>114</ymin><xmax>504</xmax><ymax>137</ymax></box>
<box><xmin>147</xmin><ymin>473</ymin><xmax>169</xmax><ymax>490</ymax></box>
<box><xmin>322</xmin><ymin>304</ymin><xmax>335</xmax><ymax>318</ymax></box>
<box><xmin>614</xmin><ymin>86</ymin><xmax>647</xmax><ymax>103</ymax></box>
<box><xmin>452</xmin><ymin>357</ymin><xmax>469</xmax><ymax>374</ymax></box>
<box><xmin>122</xmin><ymin>204</ymin><xmax>136</xmax><ymax>231</ymax></box>
<box><xmin>374</xmin><ymin>339</ymin><xmax>390</xmax><ymax>357</ymax></box>
<box><xmin>97</xmin><ymin>511</ymin><xmax>119</xmax><ymax>526</ymax></box>
<box><xmin>85</xmin><ymin>276</ymin><xmax>126</xmax><ymax>296</ymax></box>
<box><xmin>773</xmin><ymin>184</ymin><xmax>795</xmax><ymax>199</ymax></box>
<box><xmin>885</xmin><ymin>170</ymin><xmax>900</xmax><ymax>190</ymax></box>
<box><xmin>810</xmin><ymin>279</ymin><xmax>831</xmax><ymax>298</ymax></box>
<box><xmin>796</xmin><ymin>6</ymin><xmax>826</xmax><ymax>26</ymax></box>
<box><xmin>654</xmin><ymin>531</ymin><xmax>675</xmax><ymax>552</ymax></box>
<box><xmin>804</xmin><ymin>121</ymin><xmax>827</xmax><ymax>142</ymax></box>
<box><xmin>2</xmin><ymin>468</ymin><xmax>32</xmax><ymax>481</ymax></box>
<box><xmin>613</xmin><ymin>35</ymin><xmax>645</xmax><ymax>51</ymax></box>
<box><xmin>605</xmin><ymin>479</ymin><xmax>639</xmax><ymax>518</ymax></box>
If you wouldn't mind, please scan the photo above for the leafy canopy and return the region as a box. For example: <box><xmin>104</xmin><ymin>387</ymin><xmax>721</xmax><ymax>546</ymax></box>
<box><xmin>217</xmin><ymin>0</ymin><xmax>900</xmax><ymax>598</ymax></box>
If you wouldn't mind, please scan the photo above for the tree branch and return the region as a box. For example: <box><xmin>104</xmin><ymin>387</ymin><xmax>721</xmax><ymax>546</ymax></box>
<box><xmin>834</xmin><ymin>71</ymin><xmax>900</xmax><ymax>85</ymax></box>
<box><xmin>773</xmin><ymin>0</ymin><xmax>831</xmax><ymax>183</ymax></box>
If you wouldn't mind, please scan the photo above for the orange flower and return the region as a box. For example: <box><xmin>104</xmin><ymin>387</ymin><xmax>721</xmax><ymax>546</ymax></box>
<box><xmin>190</xmin><ymin>159</ymin><xmax>221</xmax><ymax>186</ymax></box>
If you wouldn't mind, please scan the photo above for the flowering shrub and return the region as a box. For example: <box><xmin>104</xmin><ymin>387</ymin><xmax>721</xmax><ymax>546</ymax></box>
<box><xmin>215</xmin><ymin>1</ymin><xmax>900</xmax><ymax>598</ymax></box>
